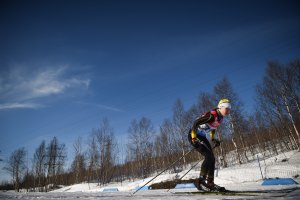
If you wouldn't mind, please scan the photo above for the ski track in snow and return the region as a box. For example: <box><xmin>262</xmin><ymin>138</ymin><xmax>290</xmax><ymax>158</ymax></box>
<box><xmin>1</xmin><ymin>188</ymin><xmax>300</xmax><ymax>200</ymax></box>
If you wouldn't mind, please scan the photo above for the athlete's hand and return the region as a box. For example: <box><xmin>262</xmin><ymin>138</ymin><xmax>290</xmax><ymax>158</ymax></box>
<box><xmin>191</xmin><ymin>137</ymin><xmax>200</xmax><ymax>145</ymax></box>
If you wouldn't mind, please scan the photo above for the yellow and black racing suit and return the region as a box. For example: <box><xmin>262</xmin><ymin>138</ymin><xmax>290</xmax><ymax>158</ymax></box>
<box><xmin>188</xmin><ymin>108</ymin><xmax>223</xmax><ymax>181</ymax></box>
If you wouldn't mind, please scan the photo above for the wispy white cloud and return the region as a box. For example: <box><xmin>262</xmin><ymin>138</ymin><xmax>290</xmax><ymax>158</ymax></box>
<box><xmin>27</xmin><ymin>70</ymin><xmax>90</xmax><ymax>99</ymax></box>
<box><xmin>0</xmin><ymin>65</ymin><xmax>90</xmax><ymax>110</ymax></box>
<box><xmin>75</xmin><ymin>101</ymin><xmax>123</xmax><ymax>112</ymax></box>
<box><xmin>94</xmin><ymin>104</ymin><xmax>123</xmax><ymax>112</ymax></box>
<box><xmin>0</xmin><ymin>102</ymin><xmax>43</xmax><ymax>110</ymax></box>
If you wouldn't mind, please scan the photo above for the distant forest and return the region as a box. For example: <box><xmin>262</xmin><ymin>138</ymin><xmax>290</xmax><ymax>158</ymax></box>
<box><xmin>1</xmin><ymin>59</ymin><xmax>299</xmax><ymax>192</ymax></box>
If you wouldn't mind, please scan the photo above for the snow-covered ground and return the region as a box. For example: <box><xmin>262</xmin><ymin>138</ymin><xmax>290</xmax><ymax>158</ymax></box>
<box><xmin>1</xmin><ymin>150</ymin><xmax>299</xmax><ymax>199</ymax></box>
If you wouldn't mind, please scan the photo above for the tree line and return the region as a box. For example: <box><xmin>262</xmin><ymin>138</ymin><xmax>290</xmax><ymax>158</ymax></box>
<box><xmin>2</xmin><ymin>59</ymin><xmax>299</xmax><ymax>192</ymax></box>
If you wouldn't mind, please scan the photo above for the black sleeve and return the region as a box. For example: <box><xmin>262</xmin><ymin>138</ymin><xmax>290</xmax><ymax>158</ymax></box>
<box><xmin>191</xmin><ymin>112</ymin><xmax>214</xmax><ymax>133</ymax></box>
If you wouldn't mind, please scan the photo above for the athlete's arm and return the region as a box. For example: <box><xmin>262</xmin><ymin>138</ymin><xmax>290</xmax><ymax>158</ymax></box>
<box><xmin>210</xmin><ymin>129</ymin><xmax>216</xmax><ymax>140</ymax></box>
<box><xmin>191</xmin><ymin>112</ymin><xmax>214</xmax><ymax>139</ymax></box>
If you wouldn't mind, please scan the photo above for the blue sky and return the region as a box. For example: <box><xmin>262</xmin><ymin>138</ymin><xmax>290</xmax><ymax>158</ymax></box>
<box><xmin>0</xmin><ymin>0</ymin><xmax>300</xmax><ymax>181</ymax></box>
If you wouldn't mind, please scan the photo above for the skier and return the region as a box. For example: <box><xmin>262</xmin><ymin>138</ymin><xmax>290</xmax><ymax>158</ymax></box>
<box><xmin>188</xmin><ymin>99</ymin><xmax>231</xmax><ymax>192</ymax></box>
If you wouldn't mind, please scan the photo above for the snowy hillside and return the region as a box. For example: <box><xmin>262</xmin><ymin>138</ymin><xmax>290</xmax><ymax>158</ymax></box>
<box><xmin>0</xmin><ymin>150</ymin><xmax>299</xmax><ymax>200</ymax></box>
<box><xmin>52</xmin><ymin>150</ymin><xmax>300</xmax><ymax>193</ymax></box>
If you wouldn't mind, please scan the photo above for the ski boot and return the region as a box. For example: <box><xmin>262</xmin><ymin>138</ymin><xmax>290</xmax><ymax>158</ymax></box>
<box><xmin>205</xmin><ymin>180</ymin><xmax>226</xmax><ymax>192</ymax></box>
<box><xmin>194</xmin><ymin>176</ymin><xmax>206</xmax><ymax>190</ymax></box>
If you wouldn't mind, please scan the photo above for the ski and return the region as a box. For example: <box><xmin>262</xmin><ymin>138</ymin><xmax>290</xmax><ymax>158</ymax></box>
<box><xmin>172</xmin><ymin>190</ymin><xmax>280</xmax><ymax>197</ymax></box>
<box><xmin>172</xmin><ymin>188</ymin><xmax>297</xmax><ymax>197</ymax></box>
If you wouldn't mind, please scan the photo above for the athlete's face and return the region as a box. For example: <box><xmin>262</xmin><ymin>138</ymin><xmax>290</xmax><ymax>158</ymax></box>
<box><xmin>219</xmin><ymin>107</ymin><xmax>230</xmax><ymax>116</ymax></box>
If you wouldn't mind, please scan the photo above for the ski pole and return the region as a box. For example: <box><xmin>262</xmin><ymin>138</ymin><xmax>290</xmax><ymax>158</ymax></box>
<box><xmin>132</xmin><ymin>148</ymin><xmax>194</xmax><ymax>195</ymax></box>
<box><xmin>166</xmin><ymin>159</ymin><xmax>201</xmax><ymax>192</ymax></box>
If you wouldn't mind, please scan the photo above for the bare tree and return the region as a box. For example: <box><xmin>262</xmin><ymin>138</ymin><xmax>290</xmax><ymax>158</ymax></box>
<box><xmin>197</xmin><ymin>92</ymin><xmax>217</xmax><ymax>113</ymax></box>
<box><xmin>87</xmin><ymin>133</ymin><xmax>99</xmax><ymax>184</ymax></box>
<box><xmin>172</xmin><ymin>99</ymin><xmax>189</xmax><ymax>164</ymax></box>
<box><xmin>71</xmin><ymin>137</ymin><xmax>86</xmax><ymax>184</ymax></box>
<box><xmin>32</xmin><ymin>141</ymin><xmax>46</xmax><ymax>191</ymax></box>
<box><xmin>127</xmin><ymin>117</ymin><xmax>155</xmax><ymax>178</ymax></box>
<box><xmin>214</xmin><ymin>77</ymin><xmax>249</xmax><ymax>164</ymax></box>
<box><xmin>154</xmin><ymin>119</ymin><xmax>177</xmax><ymax>170</ymax></box>
<box><xmin>4</xmin><ymin>148</ymin><xmax>27</xmax><ymax>192</ymax></box>
<box><xmin>93</xmin><ymin>118</ymin><xmax>117</xmax><ymax>185</ymax></box>
<box><xmin>45</xmin><ymin>137</ymin><xmax>66</xmax><ymax>190</ymax></box>
<box><xmin>256</xmin><ymin>60</ymin><xmax>300</xmax><ymax>150</ymax></box>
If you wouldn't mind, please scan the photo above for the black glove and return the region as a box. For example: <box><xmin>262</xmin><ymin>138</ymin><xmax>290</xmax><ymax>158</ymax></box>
<box><xmin>191</xmin><ymin>137</ymin><xmax>201</xmax><ymax>147</ymax></box>
<box><xmin>212</xmin><ymin>139</ymin><xmax>220</xmax><ymax>147</ymax></box>
<box><xmin>192</xmin><ymin>137</ymin><xmax>200</xmax><ymax>144</ymax></box>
